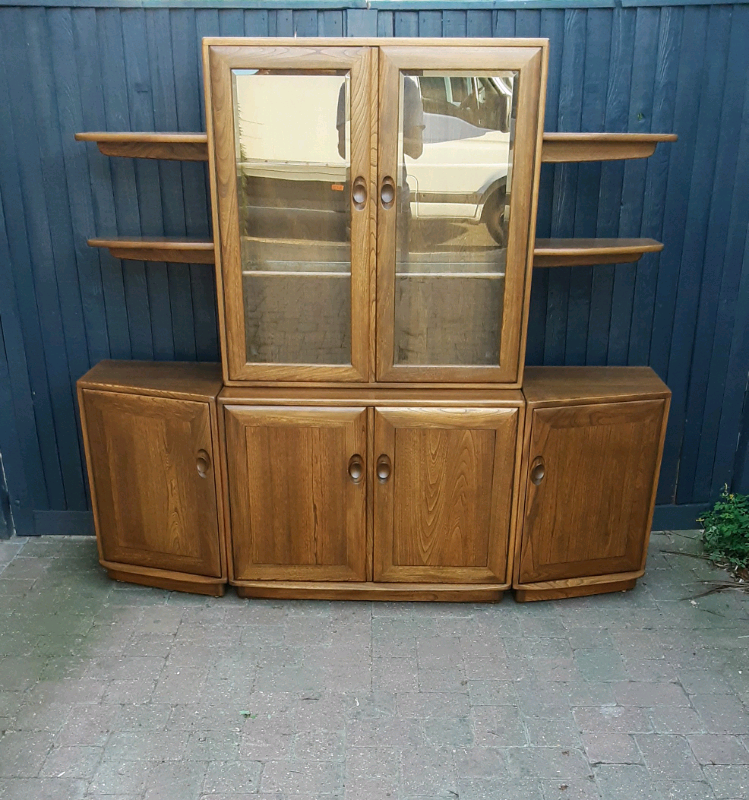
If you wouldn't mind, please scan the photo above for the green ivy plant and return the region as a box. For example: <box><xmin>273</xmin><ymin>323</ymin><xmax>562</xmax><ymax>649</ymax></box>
<box><xmin>698</xmin><ymin>486</ymin><xmax>749</xmax><ymax>568</ymax></box>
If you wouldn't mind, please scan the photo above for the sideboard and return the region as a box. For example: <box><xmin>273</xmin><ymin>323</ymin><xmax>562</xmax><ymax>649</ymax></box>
<box><xmin>77</xmin><ymin>38</ymin><xmax>673</xmax><ymax>602</ymax></box>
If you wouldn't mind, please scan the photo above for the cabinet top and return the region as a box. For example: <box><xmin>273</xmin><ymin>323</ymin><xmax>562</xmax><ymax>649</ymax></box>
<box><xmin>523</xmin><ymin>366</ymin><xmax>670</xmax><ymax>407</ymax></box>
<box><xmin>202</xmin><ymin>37</ymin><xmax>549</xmax><ymax>50</ymax></box>
<box><xmin>78</xmin><ymin>360</ymin><xmax>223</xmax><ymax>402</ymax></box>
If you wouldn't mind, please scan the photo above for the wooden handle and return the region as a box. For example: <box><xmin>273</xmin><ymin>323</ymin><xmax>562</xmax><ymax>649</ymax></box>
<box><xmin>348</xmin><ymin>454</ymin><xmax>364</xmax><ymax>484</ymax></box>
<box><xmin>352</xmin><ymin>176</ymin><xmax>367</xmax><ymax>211</ymax></box>
<box><xmin>530</xmin><ymin>456</ymin><xmax>545</xmax><ymax>486</ymax></box>
<box><xmin>376</xmin><ymin>454</ymin><xmax>392</xmax><ymax>483</ymax></box>
<box><xmin>380</xmin><ymin>176</ymin><xmax>395</xmax><ymax>209</ymax></box>
<box><xmin>196</xmin><ymin>449</ymin><xmax>211</xmax><ymax>478</ymax></box>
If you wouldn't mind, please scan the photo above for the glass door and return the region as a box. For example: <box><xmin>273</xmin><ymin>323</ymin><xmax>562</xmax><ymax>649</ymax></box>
<box><xmin>376</xmin><ymin>45</ymin><xmax>546</xmax><ymax>383</ymax></box>
<box><xmin>206</xmin><ymin>44</ymin><xmax>373</xmax><ymax>382</ymax></box>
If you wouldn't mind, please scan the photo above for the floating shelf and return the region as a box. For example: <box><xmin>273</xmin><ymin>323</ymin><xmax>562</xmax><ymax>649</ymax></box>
<box><xmin>542</xmin><ymin>133</ymin><xmax>677</xmax><ymax>163</ymax></box>
<box><xmin>533</xmin><ymin>238</ymin><xmax>663</xmax><ymax>268</ymax></box>
<box><xmin>89</xmin><ymin>237</ymin><xmax>215</xmax><ymax>264</ymax></box>
<box><xmin>76</xmin><ymin>132</ymin><xmax>208</xmax><ymax>161</ymax></box>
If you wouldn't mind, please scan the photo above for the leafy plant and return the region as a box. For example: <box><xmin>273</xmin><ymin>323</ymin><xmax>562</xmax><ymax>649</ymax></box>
<box><xmin>698</xmin><ymin>486</ymin><xmax>749</xmax><ymax>568</ymax></box>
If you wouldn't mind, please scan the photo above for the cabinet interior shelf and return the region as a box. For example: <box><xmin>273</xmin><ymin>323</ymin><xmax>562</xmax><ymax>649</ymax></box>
<box><xmin>533</xmin><ymin>238</ymin><xmax>663</xmax><ymax>267</ymax></box>
<box><xmin>75</xmin><ymin>132</ymin><xmax>208</xmax><ymax>161</ymax></box>
<box><xmin>89</xmin><ymin>237</ymin><xmax>215</xmax><ymax>264</ymax></box>
<box><xmin>541</xmin><ymin>133</ymin><xmax>677</xmax><ymax>163</ymax></box>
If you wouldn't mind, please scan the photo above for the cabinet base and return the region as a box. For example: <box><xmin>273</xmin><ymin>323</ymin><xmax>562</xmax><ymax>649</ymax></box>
<box><xmin>514</xmin><ymin>577</ymin><xmax>637</xmax><ymax>602</ymax></box>
<box><xmin>104</xmin><ymin>564</ymin><xmax>226</xmax><ymax>597</ymax></box>
<box><xmin>234</xmin><ymin>580</ymin><xmax>505</xmax><ymax>602</ymax></box>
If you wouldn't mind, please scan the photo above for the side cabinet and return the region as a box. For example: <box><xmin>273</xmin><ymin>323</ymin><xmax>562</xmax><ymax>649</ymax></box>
<box><xmin>515</xmin><ymin>367</ymin><xmax>670</xmax><ymax>601</ymax></box>
<box><xmin>78</xmin><ymin>361</ymin><xmax>227</xmax><ymax>596</ymax></box>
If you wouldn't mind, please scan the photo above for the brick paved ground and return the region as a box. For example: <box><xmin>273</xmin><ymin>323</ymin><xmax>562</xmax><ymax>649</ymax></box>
<box><xmin>0</xmin><ymin>530</ymin><xmax>748</xmax><ymax>800</ymax></box>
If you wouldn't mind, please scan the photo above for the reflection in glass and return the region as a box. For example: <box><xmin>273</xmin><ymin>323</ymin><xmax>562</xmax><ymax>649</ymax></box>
<box><xmin>232</xmin><ymin>69</ymin><xmax>352</xmax><ymax>365</ymax></box>
<box><xmin>393</xmin><ymin>71</ymin><xmax>517</xmax><ymax>367</ymax></box>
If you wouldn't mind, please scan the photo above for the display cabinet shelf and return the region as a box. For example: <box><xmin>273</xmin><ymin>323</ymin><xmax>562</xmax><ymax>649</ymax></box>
<box><xmin>541</xmin><ymin>132</ymin><xmax>677</xmax><ymax>162</ymax></box>
<box><xmin>75</xmin><ymin>132</ymin><xmax>208</xmax><ymax>161</ymax></box>
<box><xmin>88</xmin><ymin>237</ymin><xmax>215</xmax><ymax>264</ymax></box>
<box><xmin>533</xmin><ymin>238</ymin><xmax>663</xmax><ymax>267</ymax></box>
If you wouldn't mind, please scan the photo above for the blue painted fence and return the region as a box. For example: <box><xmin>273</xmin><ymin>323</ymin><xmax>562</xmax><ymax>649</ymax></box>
<box><xmin>1</xmin><ymin>0</ymin><xmax>748</xmax><ymax>535</ymax></box>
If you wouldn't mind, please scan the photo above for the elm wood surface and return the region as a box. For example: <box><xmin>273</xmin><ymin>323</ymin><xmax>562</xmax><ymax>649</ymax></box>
<box><xmin>104</xmin><ymin>564</ymin><xmax>225</xmax><ymax>597</ymax></box>
<box><xmin>522</xmin><ymin>366</ymin><xmax>670</xmax><ymax>406</ymax></box>
<box><xmin>206</xmin><ymin>43</ymin><xmax>373</xmax><ymax>383</ymax></box>
<box><xmin>375</xmin><ymin>44</ymin><xmax>546</xmax><ymax>384</ymax></box>
<box><xmin>224</xmin><ymin>405</ymin><xmax>368</xmax><ymax>582</ymax></box>
<box><xmin>374</xmin><ymin>407</ymin><xmax>520</xmax><ymax>585</ymax></box>
<box><xmin>79</xmin><ymin>388</ymin><xmax>224</xmax><ymax>580</ymax></box>
<box><xmin>541</xmin><ymin>132</ymin><xmax>677</xmax><ymax>163</ymax></box>
<box><xmin>75</xmin><ymin>132</ymin><xmax>208</xmax><ymax>161</ymax></box>
<box><xmin>236</xmin><ymin>582</ymin><xmax>504</xmax><ymax>602</ymax></box>
<box><xmin>79</xmin><ymin>360</ymin><xmax>223</xmax><ymax>402</ymax></box>
<box><xmin>533</xmin><ymin>238</ymin><xmax>663</xmax><ymax>267</ymax></box>
<box><xmin>515</xmin><ymin>579</ymin><xmax>637</xmax><ymax>602</ymax></box>
<box><xmin>218</xmin><ymin>385</ymin><xmax>524</xmax><ymax>407</ymax></box>
<box><xmin>517</xmin><ymin>398</ymin><xmax>668</xmax><ymax>585</ymax></box>
<box><xmin>88</xmin><ymin>237</ymin><xmax>215</xmax><ymax>264</ymax></box>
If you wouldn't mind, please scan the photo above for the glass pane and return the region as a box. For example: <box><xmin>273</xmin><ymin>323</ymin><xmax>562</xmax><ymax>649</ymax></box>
<box><xmin>393</xmin><ymin>70</ymin><xmax>517</xmax><ymax>366</ymax></box>
<box><xmin>232</xmin><ymin>69</ymin><xmax>352</xmax><ymax>365</ymax></box>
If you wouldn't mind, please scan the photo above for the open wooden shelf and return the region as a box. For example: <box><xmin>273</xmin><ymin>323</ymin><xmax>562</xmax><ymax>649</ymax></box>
<box><xmin>533</xmin><ymin>238</ymin><xmax>663</xmax><ymax>268</ymax></box>
<box><xmin>542</xmin><ymin>133</ymin><xmax>677</xmax><ymax>163</ymax></box>
<box><xmin>88</xmin><ymin>237</ymin><xmax>215</xmax><ymax>264</ymax></box>
<box><xmin>76</xmin><ymin>132</ymin><xmax>208</xmax><ymax>161</ymax></box>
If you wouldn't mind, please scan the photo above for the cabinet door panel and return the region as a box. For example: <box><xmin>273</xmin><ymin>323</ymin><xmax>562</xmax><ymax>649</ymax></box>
<box><xmin>207</xmin><ymin>45</ymin><xmax>373</xmax><ymax>382</ymax></box>
<box><xmin>519</xmin><ymin>400</ymin><xmax>666</xmax><ymax>583</ymax></box>
<box><xmin>225</xmin><ymin>406</ymin><xmax>367</xmax><ymax>581</ymax></box>
<box><xmin>374</xmin><ymin>407</ymin><xmax>519</xmax><ymax>583</ymax></box>
<box><xmin>82</xmin><ymin>390</ymin><xmax>222</xmax><ymax>577</ymax></box>
<box><xmin>376</xmin><ymin>45</ymin><xmax>546</xmax><ymax>382</ymax></box>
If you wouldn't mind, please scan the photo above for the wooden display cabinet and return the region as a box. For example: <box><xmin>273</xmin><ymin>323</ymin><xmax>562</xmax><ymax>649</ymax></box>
<box><xmin>77</xmin><ymin>37</ymin><xmax>675</xmax><ymax>602</ymax></box>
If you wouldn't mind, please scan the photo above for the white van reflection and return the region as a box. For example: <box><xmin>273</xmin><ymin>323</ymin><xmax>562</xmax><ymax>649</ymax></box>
<box><xmin>234</xmin><ymin>71</ymin><xmax>514</xmax><ymax>248</ymax></box>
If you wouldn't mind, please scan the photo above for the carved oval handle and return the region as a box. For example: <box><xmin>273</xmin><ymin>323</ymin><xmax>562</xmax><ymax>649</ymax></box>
<box><xmin>380</xmin><ymin>176</ymin><xmax>395</xmax><ymax>209</ymax></box>
<box><xmin>352</xmin><ymin>176</ymin><xmax>367</xmax><ymax>211</ymax></box>
<box><xmin>530</xmin><ymin>456</ymin><xmax>545</xmax><ymax>486</ymax></box>
<box><xmin>376</xmin><ymin>454</ymin><xmax>392</xmax><ymax>483</ymax></box>
<box><xmin>196</xmin><ymin>449</ymin><xmax>211</xmax><ymax>478</ymax></box>
<box><xmin>348</xmin><ymin>454</ymin><xmax>364</xmax><ymax>484</ymax></box>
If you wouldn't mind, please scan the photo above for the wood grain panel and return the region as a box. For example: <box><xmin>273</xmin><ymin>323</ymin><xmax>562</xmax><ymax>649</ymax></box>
<box><xmin>519</xmin><ymin>399</ymin><xmax>666</xmax><ymax>583</ymax></box>
<box><xmin>81</xmin><ymin>389</ymin><xmax>222</xmax><ymax>577</ymax></box>
<box><xmin>374</xmin><ymin>406</ymin><xmax>518</xmax><ymax>584</ymax></box>
<box><xmin>224</xmin><ymin>405</ymin><xmax>367</xmax><ymax>581</ymax></box>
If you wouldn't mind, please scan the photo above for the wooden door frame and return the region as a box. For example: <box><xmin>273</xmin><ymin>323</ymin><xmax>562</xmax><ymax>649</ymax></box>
<box><xmin>375</xmin><ymin>43</ymin><xmax>548</xmax><ymax>384</ymax></box>
<box><xmin>204</xmin><ymin>43</ymin><xmax>374</xmax><ymax>384</ymax></box>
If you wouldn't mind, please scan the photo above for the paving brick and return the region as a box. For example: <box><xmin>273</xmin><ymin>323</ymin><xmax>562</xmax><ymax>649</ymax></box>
<box><xmin>653</xmin><ymin>780</ymin><xmax>716</xmax><ymax>800</ymax></box>
<box><xmin>691</xmin><ymin>694</ymin><xmax>749</xmax><ymax>734</ymax></box>
<box><xmin>401</xmin><ymin>745</ymin><xmax>457</xmax><ymax>796</ymax></box>
<box><xmin>40</xmin><ymin>745</ymin><xmax>102</xmax><ymax>779</ymax></box>
<box><xmin>398</xmin><ymin>690</ymin><xmax>470</xmax><ymax>718</ymax></box>
<box><xmin>472</xmin><ymin>705</ymin><xmax>527</xmax><ymax>747</ymax></box>
<box><xmin>88</xmin><ymin>760</ymin><xmax>152</xmax><ymax>795</ymax></box>
<box><xmin>507</xmin><ymin>747</ymin><xmax>592</xmax><ymax>781</ymax></box>
<box><xmin>703</xmin><ymin>765</ymin><xmax>749</xmax><ymax>799</ymax></box>
<box><xmin>260</xmin><ymin>759</ymin><xmax>342</xmax><ymax>795</ymax></box>
<box><xmin>344</xmin><ymin>746</ymin><xmax>399</xmax><ymax>798</ymax></box>
<box><xmin>202</xmin><ymin>760</ymin><xmax>263</xmax><ymax>793</ymax></box>
<box><xmin>688</xmin><ymin>734</ymin><xmax>749</xmax><ymax>765</ymax></box>
<box><xmin>594</xmin><ymin>764</ymin><xmax>666</xmax><ymax>800</ymax></box>
<box><xmin>373</xmin><ymin>656</ymin><xmax>420</xmax><ymax>692</ymax></box>
<box><xmin>0</xmin><ymin>777</ymin><xmax>86</xmax><ymax>800</ymax></box>
<box><xmin>0</xmin><ymin>730</ymin><xmax>54</xmax><ymax>777</ymax></box>
<box><xmin>573</xmin><ymin>706</ymin><xmax>652</xmax><ymax>734</ymax></box>
<box><xmin>144</xmin><ymin>760</ymin><xmax>207</xmax><ymax>800</ymax></box>
<box><xmin>540</xmin><ymin>777</ymin><xmax>602</xmax><ymax>800</ymax></box>
<box><xmin>526</xmin><ymin>714</ymin><xmax>582</xmax><ymax>748</ymax></box>
<box><xmin>458</xmin><ymin>776</ymin><xmax>544</xmax><ymax>800</ymax></box>
<box><xmin>582</xmin><ymin>733</ymin><xmax>641</xmax><ymax>765</ymax></box>
<box><xmin>634</xmin><ymin>734</ymin><xmax>704</xmax><ymax>780</ymax></box>
<box><xmin>613</xmin><ymin>682</ymin><xmax>690</xmax><ymax>707</ymax></box>
<box><xmin>650</xmin><ymin>705</ymin><xmax>707</xmax><ymax>734</ymax></box>
<box><xmin>294</xmin><ymin>729</ymin><xmax>345</xmax><ymax>760</ymax></box>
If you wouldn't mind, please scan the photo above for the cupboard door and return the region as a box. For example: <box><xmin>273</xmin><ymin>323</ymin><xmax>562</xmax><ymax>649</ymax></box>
<box><xmin>82</xmin><ymin>390</ymin><xmax>222</xmax><ymax>577</ymax></box>
<box><xmin>375</xmin><ymin>45</ymin><xmax>546</xmax><ymax>382</ymax></box>
<box><xmin>374</xmin><ymin>407</ymin><xmax>519</xmax><ymax>583</ymax></box>
<box><xmin>207</xmin><ymin>44</ymin><xmax>374</xmax><ymax>382</ymax></box>
<box><xmin>225</xmin><ymin>406</ymin><xmax>367</xmax><ymax>581</ymax></box>
<box><xmin>518</xmin><ymin>400</ymin><xmax>666</xmax><ymax>583</ymax></box>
